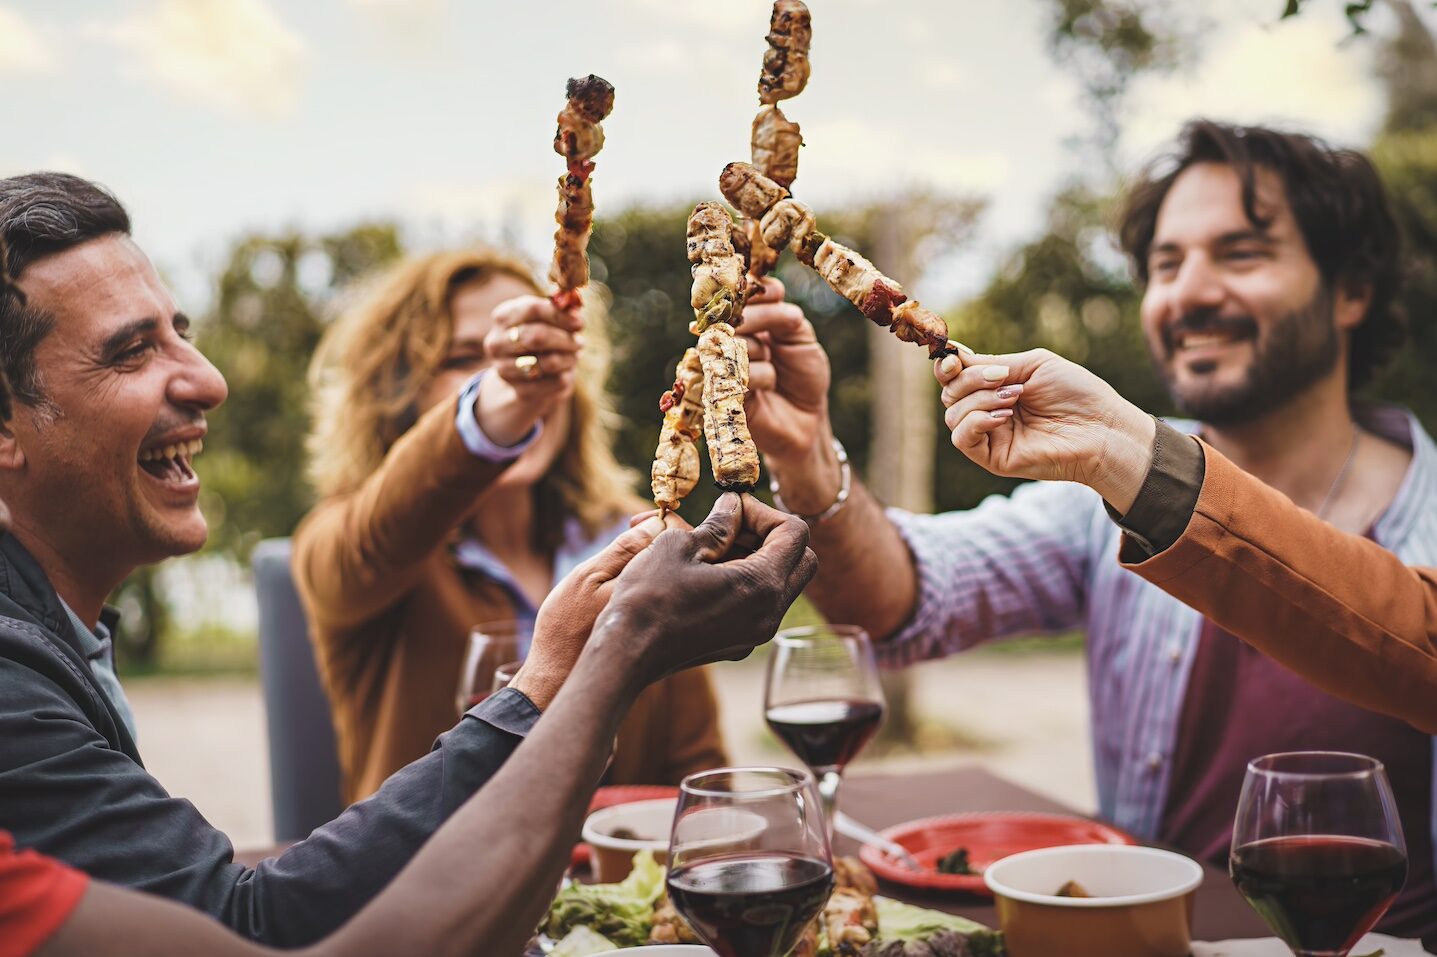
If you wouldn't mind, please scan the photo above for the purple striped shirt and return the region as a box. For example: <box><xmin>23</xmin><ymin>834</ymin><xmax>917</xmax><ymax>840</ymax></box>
<box><xmin>879</xmin><ymin>405</ymin><xmax>1437</xmax><ymax>886</ymax></box>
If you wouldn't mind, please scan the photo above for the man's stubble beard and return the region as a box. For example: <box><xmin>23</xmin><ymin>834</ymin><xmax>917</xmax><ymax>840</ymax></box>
<box><xmin>1152</xmin><ymin>284</ymin><xmax>1342</xmax><ymax>428</ymax></box>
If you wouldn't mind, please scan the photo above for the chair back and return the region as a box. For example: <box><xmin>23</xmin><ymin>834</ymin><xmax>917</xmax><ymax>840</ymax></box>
<box><xmin>252</xmin><ymin>538</ymin><xmax>343</xmax><ymax>842</ymax></box>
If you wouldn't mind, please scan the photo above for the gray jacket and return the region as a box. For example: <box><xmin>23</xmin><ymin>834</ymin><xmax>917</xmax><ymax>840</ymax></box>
<box><xmin>0</xmin><ymin>533</ymin><xmax>539</xmax><ymax>946</ymax></box>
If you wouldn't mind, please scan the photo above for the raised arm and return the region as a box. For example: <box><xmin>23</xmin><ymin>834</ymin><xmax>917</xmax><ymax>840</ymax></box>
<box><xmin>937</xmin><ymin>346</ymin><xmax>1437</xmax><ymax>733</ymax></box>
<box><xmin>39</xmin><ymin>495</ymin><xmax>818</xmax><ymax>957</ymax></box>
<box><xmin>739</xmin><ymin>280</ymin><xmax>918</xmax><ymax>640</ymax></box>
<box><xmin>293</xmin><ymin>294</ymin><xmax>580</xmax><ymax>628</ymax></box>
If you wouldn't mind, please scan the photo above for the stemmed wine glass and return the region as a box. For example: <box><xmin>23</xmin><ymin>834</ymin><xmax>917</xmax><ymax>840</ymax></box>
<box><xmin>666</xmin><ymin>767</ymin><xmax>834</xmax><ymax>957</ymax></box>
<box><xmin>763</xmin><ymin>625</ymin><xmax>885</xmax><ymax>837</ymax></box>
<box><xmin>454</xmin><ymin>620</ymin><xmax>531</xmax><ymax>716</ymax></box>
<box><xmin>1230</xmin><ymin>751</ymin><xmax>1408</xmax><ymax>957</ymax></box>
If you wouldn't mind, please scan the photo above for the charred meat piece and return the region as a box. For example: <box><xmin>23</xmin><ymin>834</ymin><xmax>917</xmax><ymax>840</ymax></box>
<box><xmin>759</xmin><ymin>0</ymin><xmax>812</xmax><ymax>104</ymax></box>
<box><xmin>698</xmin><ymin>322</ymin><xmax>760</xmax><ymax>490</ymax></box>
<box><xmin>752</xmin><ymin>104</ymin><xmax>803</xmax><ymax>187</ymax></box>
<box><xmin>553</xmin><ymin>74</ymin><xmax>615</xmax><ymax>178</ymax></box>
<box><xmin>687</xmin><ymin>202</ymin><xmax>747</xmax><ymax>333</ymax></box>
<box><xmin>720</xmin><ymin>161</ymin><xmax>790</xmax><ymax>222</ymax></box>
<box><xmin>648</xmin><ymin>889</ymin><xmax>704</xmax><ymax>944</ymax></box>
<box><xmin>651</xmin><ymin>349</ymin><xmax>706</xmax><ymax>512</ymax></box>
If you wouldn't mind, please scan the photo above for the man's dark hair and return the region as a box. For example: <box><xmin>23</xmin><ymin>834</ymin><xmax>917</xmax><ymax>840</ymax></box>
<box><xmin>0</xmin><ymin>172</ymin><xmax>132</xmax><ymax>409</ymax></box>
<box><xmin>1118</xmin><ymin>120</ymin><xmax>1404</xmax><ymax>390</ymax></box>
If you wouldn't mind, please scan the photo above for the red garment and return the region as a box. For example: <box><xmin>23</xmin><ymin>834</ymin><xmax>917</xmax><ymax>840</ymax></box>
<box><xmin>0</xmin><ymin>831</ymin><xmax>89</xmax><ymax>957</ymax></box>
<box><xmin>1161</xmin><ymin>619</ymin><xmax>1436</xmax><ymax>944</ymax></box>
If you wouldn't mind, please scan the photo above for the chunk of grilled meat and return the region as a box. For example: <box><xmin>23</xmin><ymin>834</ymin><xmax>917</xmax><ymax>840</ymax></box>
<box><xmin>760</xmin><ymin>197</ymin><xmax>817</xmax><ymax>257</ymax></box>
<box><xmin>651</xmin><ymin>349</ymin><xmax>706</xmax><ymax>512</ymax></box>
<box><xmin>759</xmin><ymin>0</ymin><xmax>812</xmax><ymax>104</ymax></box>
<box><xmin>752</xmin><ymin>104</ymin><xmax>803</xmax><ymax>188</ymax></box>
<box><xmin>553</xmin><ymin>74</ymin><xmax>615</xmax><ymax>178</ymax></box>
<box><xmin>648</xmin><ymin>889</ymin><xmax>704</xmax><ymax>945</ymax></box>
<box><xmin>549</xmin><ymin>172</ymin><xmax>594</xmax><ymax>292</ymax></box>
<box><xmin>889</xmin><ymin>300</ymin><xmax>954</xmax><ymax>358</ymax></box>
<box><xmin>720</xmin><ymin>161</ymin><xmax>790</xmax><ymax>222</ymax></box>
<box><xmin>687</xmin><ymin>201</ymin><xmax>747</xmax><ymax>333</ymax></box>
<box><xmin>826</xmin><ymin>856</ymin><xmax>880</xmax><ymax>956</ymax></box>
<box><xmin>699</xmin><ymin>322</ymin><xmax>760</xmax><ymax>490</ymax></box>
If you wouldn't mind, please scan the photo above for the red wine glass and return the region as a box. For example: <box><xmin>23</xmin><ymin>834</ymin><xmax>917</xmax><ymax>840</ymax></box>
<box><xmin>763</xmin><ymin>625</ymin><xmax>885</xmax><ymax>840</ymax></box>
<box><xmin>1230</xmin><ymin>751</ymin><xmax>1407</xmax><ymax>957</ymax></box>
<box><xmin>454</xmin><ymin>620</ymin><xmax>530</xmax><ymax>716</ymax></box>
<box><xmin>667</xmin><ymin>767</ymin><xmax>833</xmax><ymax>957</ymax></box>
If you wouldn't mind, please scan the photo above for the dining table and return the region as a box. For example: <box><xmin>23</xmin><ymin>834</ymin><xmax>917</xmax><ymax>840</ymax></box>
<box><xmin>833</xmin><ymin>764</ymin><xmax>1269</xmax><ymax>940</ymax></box>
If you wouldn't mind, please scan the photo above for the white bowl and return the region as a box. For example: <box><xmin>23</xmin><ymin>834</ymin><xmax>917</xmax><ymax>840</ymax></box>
<box><xmin>983</xmin><ymin>844</ymin><xmax>1204</xmax><ymax>957</ymax></box>
<box><xmin>607</xmin><ymin>948</ymin><xmax>715</xmax><ymax>955</ymax></box>
<box><xmin>581</xmin><ymin>798</ymin><xmax>676</xmax><ymax>883</ymax></box>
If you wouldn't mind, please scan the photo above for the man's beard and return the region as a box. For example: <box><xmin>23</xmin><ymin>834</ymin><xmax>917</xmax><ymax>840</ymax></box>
<box><xmin>1152</xmin><ymin>285</ymin><xmax>1341</xmax><ymax>427</ymax></box>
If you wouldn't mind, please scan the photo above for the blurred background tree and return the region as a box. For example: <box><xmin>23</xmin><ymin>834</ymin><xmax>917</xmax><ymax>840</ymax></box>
<box><xmin>113</xmin><ymin>0</ymin><xmax>1437</xmax><ymax>678</ymax></box>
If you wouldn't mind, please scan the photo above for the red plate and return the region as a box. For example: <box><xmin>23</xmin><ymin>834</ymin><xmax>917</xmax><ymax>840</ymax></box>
<box><xmin>858</xmin><ymin>812</ymin><xmax>1138</xmax><ymax>896</ymax></box>
<box><xmin>571</xmin><ymin>786</ymin><xmax>681</xmax><ymax>870</ymax></box>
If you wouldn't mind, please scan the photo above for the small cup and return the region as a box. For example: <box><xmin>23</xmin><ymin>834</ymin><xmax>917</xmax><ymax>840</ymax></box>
<box><xmin>983</xmin><ymin>844</ymin><xmax>1203</xmax><ymax>957</ymax></box>
<box><xmin>581</xmin><ymin>798</ymin><xmax>677</xmax><ymax>883</ymax></box>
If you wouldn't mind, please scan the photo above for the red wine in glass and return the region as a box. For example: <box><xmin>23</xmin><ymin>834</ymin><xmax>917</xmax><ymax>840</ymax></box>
<box><xmin>666</xmin><ymin>852</ymin><xmax>833</xmax><ymax>957</ymax></box>
<box><xmin>1231</xmin><ymin>836</ymin><xmax>1407</xmax><ymax>955</ymax></box>
<box><xmin>764</xmin><ymin>626</ymin><xmax>885</xmax><ymax>837</ymax></box>
<box><xmin>668</xmin><ymin>768</ymin><xmax>833</xmax><ymax>957</ymax></box>
<box><xmin>765</xmin><ymin>698</ymin><xmax>884</xmax><ymax>771</ymax></box>
<box><xmin>1230</xmin><ymin>752</ymin><xmax>1407</xmax><ymax>957</ymax></box>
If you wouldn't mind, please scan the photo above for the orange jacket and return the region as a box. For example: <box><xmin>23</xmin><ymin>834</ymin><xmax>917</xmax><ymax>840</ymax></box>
<box><xmin>1121</xmin><ymin>439</ymin><xmax>1437</xmax><ymax>734</ymax></box>
<box><xmin>293</xmin><ymin>394</ymin><xmax>726</xmax><ymax>803</ymax></box>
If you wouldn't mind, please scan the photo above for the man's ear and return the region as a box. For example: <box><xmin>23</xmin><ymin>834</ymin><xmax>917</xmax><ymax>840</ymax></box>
<box><xmin>1334</xmin><ymin>280</ymin><xmax>1372</xmax><ymax>333</ymax></box>
<box><xmin>0</xmin><ymin>419</ymin><xmax>25</xmax><ymax>473</ymax></box>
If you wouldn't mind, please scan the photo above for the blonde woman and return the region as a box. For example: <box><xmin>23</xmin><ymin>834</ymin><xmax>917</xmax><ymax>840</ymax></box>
<box><xmin>294</xmin><ymin>249</ymin><xmax>726</xmax><ymax>803</ymax></box>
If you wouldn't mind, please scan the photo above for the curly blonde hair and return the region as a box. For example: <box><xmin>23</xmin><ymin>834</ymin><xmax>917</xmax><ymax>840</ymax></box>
<box><xmin>306</xmin><ymin>248</ymin><xmax>642</xmax><ymax>546</ymax></box>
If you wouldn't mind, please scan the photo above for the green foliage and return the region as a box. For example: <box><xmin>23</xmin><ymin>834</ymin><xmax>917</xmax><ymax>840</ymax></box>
<box><xmin>1369</xmin><ymin>127</ymin><xmax>1437</xmax><ymax>428</ymax></box>
<box><xmin>1043</xmin><ymin>0</ymin><xmax>1201</xmax><ymax>163</ymax></box>
<box><xmin>196</xmin><ymin>224</ymin><xmax>402</xmax><ymax>559</ymax></box>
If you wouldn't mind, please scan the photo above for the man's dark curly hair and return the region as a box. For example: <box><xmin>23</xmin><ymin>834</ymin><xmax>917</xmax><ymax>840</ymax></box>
<box><xmin>1118</xmin><ymin>120</ymin><xmax>1405</xmax><ymax>390</ymax></box>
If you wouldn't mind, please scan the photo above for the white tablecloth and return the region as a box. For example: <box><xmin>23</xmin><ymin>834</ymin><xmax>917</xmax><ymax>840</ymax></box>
<box><xmin>1194</xmin><ymin>934</ymin><xmax>1431</xmax><ymax>956</ymax></box>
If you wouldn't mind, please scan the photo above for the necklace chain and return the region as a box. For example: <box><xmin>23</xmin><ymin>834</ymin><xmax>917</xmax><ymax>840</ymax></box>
<box><xmin>1315</xmin><ymin>427</ymin><xmax>1361</xmax><ymax>520</ymax></box>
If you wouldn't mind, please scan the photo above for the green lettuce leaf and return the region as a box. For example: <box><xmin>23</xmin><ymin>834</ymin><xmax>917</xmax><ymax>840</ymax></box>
<box><xmin>869</xmin><ymin>897</ymin><xmax>1005</xmax><ymax>955</ymax></box>
<box><xmin>541</xmin><ymin>851</ymin><xmax>666</xmax><ymax>947</ymax></box>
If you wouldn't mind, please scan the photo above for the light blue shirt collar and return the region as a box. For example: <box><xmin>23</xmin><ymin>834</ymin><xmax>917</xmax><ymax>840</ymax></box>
<box><xmin>59</xmin><ymin>598</ymin><xmax>139</xmax><ymax>743</ymax></box>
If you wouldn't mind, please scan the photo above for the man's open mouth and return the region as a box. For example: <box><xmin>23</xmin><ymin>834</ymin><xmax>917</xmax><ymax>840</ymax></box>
<box><xmin>1173</xmin><ymin>328</ymin><xmax>1250</xmax><ymax>351</ymax></box>
<box><xmin>138</xmin><ymin>438</ymin><xmax>203</xmax><ymax>484</ymax></box>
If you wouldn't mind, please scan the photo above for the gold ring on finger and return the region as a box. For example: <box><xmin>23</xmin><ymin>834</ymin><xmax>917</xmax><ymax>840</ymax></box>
<box><xmin>515</xmin><ymin>354</ymin><xmax>541</xmax><ymax>380</ymax></box>
<box><xmin>507</xmin><ymin>325</ymin><xmax>522</xmax><ymax>345</ymax></box>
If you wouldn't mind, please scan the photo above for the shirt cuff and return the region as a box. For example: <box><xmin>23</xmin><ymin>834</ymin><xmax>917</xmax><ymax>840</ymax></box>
<box><xmin>463</xmin><ymin>686</ymin><xmax>542</xmax><ymax>738</ymax></box>
<box><xmin>1104</xmin><ymin>418</ymin><xmax>1205</xmax><ymax>560</ymax></box>
<box><xmin>456</xmin><ymin>370</ymin><xmax>542</xmax><ymax>461</ymax></box>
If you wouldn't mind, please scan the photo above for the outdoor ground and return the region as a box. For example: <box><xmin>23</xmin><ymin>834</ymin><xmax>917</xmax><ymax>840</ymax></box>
<box><xmin>127</xmin><ymin>647</ymin><xmax>1093</xmax><ymax>851</ymax></box>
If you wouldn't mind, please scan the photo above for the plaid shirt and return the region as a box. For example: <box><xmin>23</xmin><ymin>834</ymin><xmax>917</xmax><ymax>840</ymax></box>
<box><xmin>881</xmin><ymin>405</ymin><xmax>1437</xmax><ymax>878</ymax></box>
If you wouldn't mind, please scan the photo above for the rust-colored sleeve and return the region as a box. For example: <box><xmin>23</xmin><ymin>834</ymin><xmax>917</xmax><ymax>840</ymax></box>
<box><xmin>292</xmin><ymin>394</ymin><xmax>512</xmax><ymax>630</ymax></box>
<box><xmin>1121</xmin><ymin>440</ymin><xmax>1437</xmax><ymax>734</ymax></box>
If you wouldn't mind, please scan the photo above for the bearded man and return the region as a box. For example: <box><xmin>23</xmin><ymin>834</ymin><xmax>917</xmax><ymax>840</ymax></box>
<box><xmin>738</xmin><ymin>120</ymin><xmax>1436</xmax><ymax>941</ymax></box>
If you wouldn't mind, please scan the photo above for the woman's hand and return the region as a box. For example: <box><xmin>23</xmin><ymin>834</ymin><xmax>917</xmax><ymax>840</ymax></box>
<box><xmin>475</xmin><ymin>295</ymin><xmax>584</xmax><ymax>447</ymax></box>
<box><xmin>934</xmin><ymin>347</ymin><xmax>1156</xmax><ymax>514</ymax></box>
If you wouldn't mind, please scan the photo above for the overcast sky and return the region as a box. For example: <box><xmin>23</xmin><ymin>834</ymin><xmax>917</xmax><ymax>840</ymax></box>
<box><xmin>0</xmin><ymin>0</ymin><xmax>1408</xmax><ymax>309</ymax></box>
